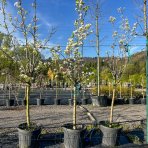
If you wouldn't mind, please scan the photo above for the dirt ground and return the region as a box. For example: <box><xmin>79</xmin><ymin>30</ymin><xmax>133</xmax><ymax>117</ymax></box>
<box><xmin>0</xmin><ymin>104</ymin><xmax>146</xmax><ymax>147</ymax></box>
<box><xmin>0</xmin><ymin>104</ymin><xmax>146</xmax><ymax>133</ymax></box>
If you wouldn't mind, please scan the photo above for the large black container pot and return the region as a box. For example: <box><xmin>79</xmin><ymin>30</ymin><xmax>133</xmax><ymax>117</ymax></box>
<box><xmin>99</xmin><ymin>95</ymin><xmax>107</xmax><ymax>107</ymax></box>
<box><xmin>141</xmin><ymin>98</ymin><xmax>146</xmax><ymax>105</ymax></box>
<box><xmin>6</xmin><ymin>99</ymin><xmax>15</xmax><ymax>107</ymax></box>
<box><xmin>92</xmin><ymin>95</ymin><xmax>107</xmax><ymax>107</ymax></box>
<box><xmin>68</xmin><ymin>99</ymin><xmax>73</xmax><ymax>106</ymax></box>
<box><xmin>141</xmin><ymin>120</ymin><xmax>146</xmax><ymax>143</ymax></box>
<box><xmin>37</xmin><ymin>98</ymin><xmax>45</xmax><ymax>106</ymax></box>
<box><xmin>18</xmin><ymin>123</ymin><xmax>41</xmax><ymax>148</ymax></box>
<box><xmin>82</xmin><ymin>98</ymin><xmax>88</xmax><ymax>105</ymax></box>
<box><xmin>21</xmin><ymin>100</ymin><xmax>26</xmax><ymax>106</ymax></box>
<box><xmin>91</xmin><ymin>96</ymin><xmax>99</xmax><ymax>106</ymax></box>
<box><xmin>100</xmin><ymin>121</ymin><xmax>121</xmax><ymax>146</ymax></box>
<box><xmin>54</xmin><ymin>99</ymin><xmax>60</xmax><ymax>105</ymax></box>
<box><xmin>63</xmin><ymin>124</ymin><xmax>83</xmax><ymax>148</ymax></box>
<box><xmin>116</xmin><ymin>98</ymin><xmax>124</xmax><ymax>105</ymax></box>
<box><xmin>129</xmin><ymin>98</ymin><xmax>135</xmax><ymax>104</ymax></box>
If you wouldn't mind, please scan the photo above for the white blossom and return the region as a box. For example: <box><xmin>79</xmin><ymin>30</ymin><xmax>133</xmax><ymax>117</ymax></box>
<box><xmin>112</xmin><ymin>31</ymin><xmax>118</xmax><ymax>37</ymax></box>
<box><xmin>109</xmin><ymin>16</ymin><xmax>116</xmax><ymax>23</ymax></box>
<box><xmin>14</xmin><ymin>2</ymin><xmax>21</xmax><ymax>8</ymax></box>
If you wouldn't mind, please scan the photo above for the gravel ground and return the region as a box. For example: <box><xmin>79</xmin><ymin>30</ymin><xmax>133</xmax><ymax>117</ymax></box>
<box><xmin>0</xmin><ymin>105</ymin><xmax>91</xmax><ymax>133</ymax></box>
<box><xmin>0</xmin><ymin>104</ymin><xmax>146</xmax><ymax>147</ymax></box>
<box><xmin>0</xmin><ymin>104</ymin><xmax>146</xmax><ymax>132</ymax></box>
<box><xmin>85</xmin><ymin>104</ymin><xmax>146</xmax><ymax>123</ymax></box>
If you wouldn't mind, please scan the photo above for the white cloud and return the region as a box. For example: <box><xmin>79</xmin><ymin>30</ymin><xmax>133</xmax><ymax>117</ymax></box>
<box><xmin>37</xmin><ymin>12</ymin><xmax>56</xmax><ymax>29</ymax></box>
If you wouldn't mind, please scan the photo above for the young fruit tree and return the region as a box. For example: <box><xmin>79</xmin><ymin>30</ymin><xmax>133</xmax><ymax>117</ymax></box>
<box><xmin>50</xmin><ymin>0</ymin><xmax>92</xmax><ymax>129</ymax></box>
<box><xmin>107</xmin><ymin>7</ymin><xmax>137</xmax><ymax>126</ymax></box>
<box><xmin>0</xmin><ymin>0</ymin><xmax>55</xmax><ymax>128</ymax></box>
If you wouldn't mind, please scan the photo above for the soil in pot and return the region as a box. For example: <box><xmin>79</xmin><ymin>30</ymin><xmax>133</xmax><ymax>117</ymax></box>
<box><xmin>99</xmin><ymin>121</ymin><xmax>122</xmax><ymax>146</ymax></box>
<box><xmin>18</xmin><ymin>123</ymin><xmax>41</xmax><ymax>148</ymax></box>
<box><xmin>63</xmin><ymin>124</ymin><xmax>83</xmax><ymax>148</ymax></box>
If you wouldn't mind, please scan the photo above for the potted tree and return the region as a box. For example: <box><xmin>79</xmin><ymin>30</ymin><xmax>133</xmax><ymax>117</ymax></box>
<box><xmin>0</xmin><ymin>0</ymin><xmax>55</xmax><ymax>147</ymax></box>
<box><xmin>50</xmin><ymin>47</ymin><xmax>62</xmax><ymax>105</ymax></box>
<box><xmin>51</xmin><ymin>0</ymin><xmax>92</xmax><ymax>147</ymax></box>
<box><xmin>99</xmin><ymin>8</ymin><xmax>137</xmax><ymax>146</ymax></box>
<box><xmin>0</xmin><ymin>53</ymin><xmax>16</xmax><ymax>107</ymax></box>
<box><xmin>36</xmin><ymin>61</ymin><xmax>49</xmax><ymax>106</ymax></box>
<box><xmin>141</xmin><ymin>76</ymin><xmax>146</xmax><ymax>104</ymax></box>
<box><xmin>129</xmin><ymin>78</ymin><xmax>135</xmax><ymax>104</ymax></box>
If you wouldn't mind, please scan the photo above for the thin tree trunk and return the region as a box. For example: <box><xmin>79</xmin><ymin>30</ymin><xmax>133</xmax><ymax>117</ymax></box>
<box><xmin>26</xmin><ymin>84</ymin><xmax>31</xmax><ymax>127</ymax></box>
<box><xmin>131</xmin><ymin>85</ymin><xmax>133</xmax><ymax>98</ymax></box>
<box><xmin>71</xmin><ymin>86</ymin><xmax>73</xmax><ymax>100</ymax></box>
<box><xmin>56</xmin><ymin>79</ymin><xmax>58</xmax><ymax>101</ymax></box>
<box><xmin>9</xmin><ymin>84</ymin><xmax>11</xmax><ymax>100</ymax></box>
<box><xmin>109</xmin><ymin>82</ymin><xmax>111</xmax><ymax>97</ymax></box>
<box><xmin>39</xmin><ymin>84</ymin><xmax>42</xmax><ymax>100</ymax></box>
<box><xmin>109</xmin><ymin>88</ymin><xmax>115</xmax><ymax>125</ymax></box>
<box><xmin>73</xmin><ymin>87</ymin><xmax>76</xmax><ymax>129</ymax></box>
<box><xmin>120</xmin><ymin>83</ymin><xmax>122</xmax><ymax>98</ymax></box>
<box><xmin>142</xmin><ymin>77</ymin><xmax>144</xmax><ymax>99</ymax></box>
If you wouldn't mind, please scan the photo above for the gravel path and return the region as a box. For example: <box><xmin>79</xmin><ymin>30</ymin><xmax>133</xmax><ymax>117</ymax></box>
<box><xmin>0</xmin><ymin>105</ymin><xmax>91</xmax><ymax>134</ymax></box>
<box><xmin>0</xmin><ymin>104</ymin><xmax>146</xmax><ymax>133</ymax></box>
<box><xmin>0</xmin><ymin>104</ymin><xmax>146</xmax><ymax>147</ymax></box>
<box><xmin>85</xmin><ymin>104</ymin><xmax>146</xmax><ymax>123</ymax></box>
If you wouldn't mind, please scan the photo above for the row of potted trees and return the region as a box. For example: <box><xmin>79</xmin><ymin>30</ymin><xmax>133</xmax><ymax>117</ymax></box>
<box><xmin>0</xmin><ymin>0</ymin><xmax>146</xmax><ymax>148</ymax></box>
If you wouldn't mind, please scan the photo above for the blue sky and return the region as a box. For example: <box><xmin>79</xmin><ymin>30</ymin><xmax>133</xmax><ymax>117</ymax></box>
<box><xmin>0</xmin><ymin>0</ymin><xmax>146</xmax><ymax>58</ymax></box>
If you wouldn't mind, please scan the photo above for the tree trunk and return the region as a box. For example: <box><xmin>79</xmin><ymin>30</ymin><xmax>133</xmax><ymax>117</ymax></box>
<box><xmin>26</xmin><ymin>84</ymin><xmax>31</xmax><ymax>127</ymax></box>
<box><xmin>131</xmin><ymin>85</ymin><xmax>133</xmax><ymax>98</ymax></box>
<box><xmin>9</xmin><ymin>83</ymin><xmax>11</xmax><ymax>100</ymax></box>
<box><xmin>73</xmin><ymin>87</ymin><xmax>76</xmax><ymax>129</ymax></box>
<box><xmin>56</xmin><ymin>79</ymin><xmax>58</xmax><ymax>101</ymax></box>
<box><xmin>109</xmin><ymin>82</ymin><xmax>111</xmax><ymax>97</ymax></box>
<box><xmin>109</xmin><ymin>88</ymin><xmax>115</xmax><ymax>125</ymax></box>
<box><xmin>120</xmin><ymin>83</ymin><xmax>122</xmax><ymax>98</ymax></box>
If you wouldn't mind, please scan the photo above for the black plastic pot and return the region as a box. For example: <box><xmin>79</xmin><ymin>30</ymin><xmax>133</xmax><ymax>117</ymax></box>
<box><xmin>54</xmin><ymin>99</ymin><xmax>60</xmax><ymax>105</ymax></box>
<box><xmin>99</xmin><ymin>95</ymin><xmax>107</xmax><ymax>107</ymax></box>
<box><xmin>82</xmin><ymin>98</ymin><xmax>88</xmax><ymax>105</ymax></box>
<box><xmin>99</xmin><ymin>121</ymin><xmax>121</xmax><ymax>146</ymax></box>
<box><xmin>63</xmin><ymin>124</ymin><xmax>83</xmax><ymax>148</ymax></box>
<box><xmin>129</xmin><ymin>98</ymin><xmax>135</xmax><ymax>104</ymax></box>
<box><xmin>37</xmin><ymin>98</ymin><xmax>45</xmax><ymax>106</ymax></box>
<box><xmin>116</xmin><ymin>98</ymin><xmax>124</xmax><ymax>105</ymax></box>
<box><xmin>6</xmin><ymin>99</ymin><xmax>15</xmax><ymax>107</ymax></box>
<box><xmin>92</xmin><ymin>95</ymin><xmax>107</xmax><ymax>107</ymax></box>
<box><xmin>68</xmin><ymin>99</ymin><xmax>73</xmax><ymax>106</ymax></box>
<box><xmin>18</xmin><ymin>123</ymin><xmax>41</xmax><ymax>148</ymax></box>
<box><xmin>91</xmin><ymin>96</ymin><xmax>100</xmax><ymax>106</ymax></box>
<box><xmin>141</xmin><ymin>120</ymin><xmax>146</xmax><ymax>143</ymax></box>
<box><xmin>21</xmin><ymin>100</ymin><xmax>26</xmax><ymax>106</ymax></box>
<box><xmin>141</xmin><ymin>98</ymin><xmax>146</xmax><ymax>105</ymax></box>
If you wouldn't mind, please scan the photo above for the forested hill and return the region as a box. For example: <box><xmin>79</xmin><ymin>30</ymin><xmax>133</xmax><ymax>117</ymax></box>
<box><xmin>83</xmin><ymin>51</ymin><xmax>146</xmax><ymax>83</ymax></box>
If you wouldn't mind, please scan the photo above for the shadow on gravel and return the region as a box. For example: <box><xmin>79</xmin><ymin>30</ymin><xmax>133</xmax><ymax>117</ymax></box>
<box><xmin>39</xmin><ymin>132</ymin><xmax>64</xmax><ymax>148</ymax></box>
<box><xmin>0</xmin><ymin>133</ymin><xmax>18</xmax><ymax>147</ymax></box>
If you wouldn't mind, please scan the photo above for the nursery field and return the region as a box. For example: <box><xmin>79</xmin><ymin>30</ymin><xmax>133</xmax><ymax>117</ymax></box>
<box><xmin>0</xmin><ymin>104</ymin><xmax>146</xmax><ymax>147</ymax></box>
